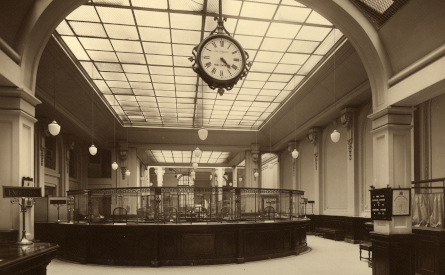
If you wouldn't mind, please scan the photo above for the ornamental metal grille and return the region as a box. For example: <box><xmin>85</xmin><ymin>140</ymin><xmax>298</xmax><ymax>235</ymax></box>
<box><xmin>350</xmin><ymin>0</ymin><xmax>410</xmax><ymax>29</ymax></box>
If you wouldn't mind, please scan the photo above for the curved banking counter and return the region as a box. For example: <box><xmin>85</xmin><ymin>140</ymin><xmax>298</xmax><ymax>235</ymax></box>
<box><xmin>35</xmin><ymin>186</ymin><xmax>310</xmax><ymax>267</ymax></box>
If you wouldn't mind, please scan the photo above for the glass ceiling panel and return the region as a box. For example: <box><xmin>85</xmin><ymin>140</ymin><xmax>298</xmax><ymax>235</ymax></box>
<box><xmin>57</xmin><ymin>0</ymin><xmax>345</xmax><ymax>130</ymax></box>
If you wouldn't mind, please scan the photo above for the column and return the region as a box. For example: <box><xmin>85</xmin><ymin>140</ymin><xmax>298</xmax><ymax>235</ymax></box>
<box><xmin>156</xmin><ymin>167</ymin><xmax>164</xmax><ymax>187</ymax></box>
<box><xmin>307</xmin><ymin>127</ymin><xmax>322</xmax><ymax>214</ymax></box>
<box><xmin>217</xmin><ymin>167</ymin><xmax>223</xmax><ymax>187</ymax></box>
<box><xmin>0</xmin><ymin>88</ymin><xmax>41</xmax><ymax>241</ymax></box>
<box><xmin>275</xmin><ymin>154</ymin><xmax>280</xmax><ymax>189</ymax></box>
<box><xmin>232</xmin><ymin>166</ymin><xmax>238</xmax><ymax>187</ymax></box>
<box><xmin>368</xmin><ymin>107</ymin><xmax>414</xmax><ymax>275</ymax></box>
<box><xmin>146</xmin><ymin>166</ymin><xmax>150</xmax><ymax>187</ymax></box>
<box><xmin>341</xmin><ymin>107</ymin><xmax>359</xmax><ymax>217</ymax></box>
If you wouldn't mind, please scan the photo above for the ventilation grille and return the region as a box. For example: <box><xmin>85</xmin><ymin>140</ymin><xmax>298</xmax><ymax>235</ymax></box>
<box><xmin>350</xmin><ymin>0</ymin><xmax>410</xmax><ymax>29</ymax></box>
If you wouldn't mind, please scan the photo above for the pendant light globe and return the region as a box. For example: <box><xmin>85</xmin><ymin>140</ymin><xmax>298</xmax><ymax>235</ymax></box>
<box><xmin>198</xmin><ymin>126</ymin><xmax>208</xmax><ymax>141</ymax></box>
<box><xmin>331</xmin><ymin>130</ymin><xmax>340</xmax><ymax>143</ymax></box>
<box><xmin>194</xmin><ymin>147</ymin><xmax>202</xmax><ymax>158</ymax></box>
<box><xmin>125</xmin><ymin>169</ymin><xmax>130</xmax><ymax>176</ymax></box>
<box><xmin>254</xmin><ymin>171</ymin><xmax>259</xmax><ymax>178</ymax></box>
<box><xmin>112</xmin><ymin>162</ymin><xmax>118</xmax><ymax>170</ymax></box>
<box><xmin>89</xmin><ymin>144</ymin><xmax>97</xmax><ymax>155</ymax></box>
<box><xmin>48</xmin><ymin>120</ymin><xmax>61</xmax><ymax>136</ymax></box>
<box><xmin>292</xmin><ymin>149</ymin><xmax>299</xmax><ymax>159</ymax></box>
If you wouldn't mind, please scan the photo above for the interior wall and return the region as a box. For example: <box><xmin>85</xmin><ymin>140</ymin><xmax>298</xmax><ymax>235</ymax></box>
<box><xmin>299</xmin><ymin>138</ymin><xmax>314</xmax><ymax>202</ymax></box>
<box><xmin>280</xmin><ymin>149</ymin><xmax>293</xmax><ymax>190</ymax></box>
<box><xmin>322</xmin><ymin>124</ymin><xmax>348</xmax><ymax>215</ymax></box>
<box><xmin>430</xmin><ymin>93</ymin><xmax>445</xmax><ymax>179</ymax></box>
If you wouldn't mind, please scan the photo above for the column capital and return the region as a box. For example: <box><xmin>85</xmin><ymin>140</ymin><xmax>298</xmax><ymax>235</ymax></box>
<box><xmin>307</xmin><ymin>127</ymin><xmax>321</xmax><ymax>146</ymax></box>
<box><xmin>368</xmin><ymin>106</ymin><xmax>414</xmax><ymax>130</ymax></box>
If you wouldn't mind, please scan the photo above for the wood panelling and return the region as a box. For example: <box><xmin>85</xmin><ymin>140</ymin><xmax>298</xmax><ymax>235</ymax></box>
<box><xmin>35</xmin><ymin>220</ymin><xmax>309</xmax><ymax>267</ymax></box>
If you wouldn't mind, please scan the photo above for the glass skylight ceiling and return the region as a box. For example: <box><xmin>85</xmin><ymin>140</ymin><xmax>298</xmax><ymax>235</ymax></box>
<box><xmin>56</xmin><ymin>0</ymin><xmax>343</xmax><ymax>130</ymax></box>
<box><xmin>145</xmin><ymin>150</ymin><xmax>231</xmax><ymax>164</ymax></box>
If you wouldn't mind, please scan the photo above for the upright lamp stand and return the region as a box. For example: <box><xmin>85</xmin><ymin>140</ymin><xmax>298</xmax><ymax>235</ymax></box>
<box><xmin>17</xmin><ymin>197</ymin><xmax>33</xmax><ymax>245</ymax></box>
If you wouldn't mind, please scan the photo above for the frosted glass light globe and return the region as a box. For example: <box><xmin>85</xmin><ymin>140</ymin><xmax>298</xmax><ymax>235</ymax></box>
<box><xmin>48</xmin><ymin>120</ymin><xmax>61</xmax><ymax>136</ymax></box>
<box><xmin>292</xmin><ymin>149</ymin><xmax>299</xmax><ymax>159</ymax></box>
<box><xmin>198</xmin><ymin>127</ymin><xmax>208</xmax><ymax>140</ymax></box>
<box><xmin>89</xmin><ymin>145</ymin><xmax>97</xmax><ymax>155</ymax></box>
<box><xmin>331</xmin><ymin>130</ymin><xmax>340</xmax><ymax>143</ymax></box>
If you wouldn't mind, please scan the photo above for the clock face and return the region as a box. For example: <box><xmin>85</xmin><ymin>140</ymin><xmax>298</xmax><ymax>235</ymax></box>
<box><xmin>199</xmin><ymin>36</ymin><xmax>244</xmax><ymax>81</ymax></box>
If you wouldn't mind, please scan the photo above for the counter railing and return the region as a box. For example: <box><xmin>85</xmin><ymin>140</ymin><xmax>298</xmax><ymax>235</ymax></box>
<box><xmin>66</xmin><ymin>186</ymin><xmax>305</xmax><ymax>225</ymax></box>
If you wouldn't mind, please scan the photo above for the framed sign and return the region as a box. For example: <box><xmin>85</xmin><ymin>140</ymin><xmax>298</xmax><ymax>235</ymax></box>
<box><xmin>370</xmin><ymin>188</ymin><xmax>392</xmax><ymax>220</ymax></box>
<box><xmin>392</xmin><ymin>188</ymin><xmax>411</xmax><ymax>216</ymax></box>
<box><xmin>22</xmin><ymin>177</ymin><xmax>34</xmax><ymax>187</ymax></box>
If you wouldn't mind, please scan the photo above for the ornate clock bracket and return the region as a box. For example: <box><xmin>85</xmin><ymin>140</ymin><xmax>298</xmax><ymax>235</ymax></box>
<box><xmin>189</xmin><ymin>0</ymin><xmax>251</xmax><ymax>96</ymax></box>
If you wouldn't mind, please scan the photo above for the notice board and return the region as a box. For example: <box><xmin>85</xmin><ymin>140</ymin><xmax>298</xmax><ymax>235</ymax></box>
<box><xmin>370</xmin><ymin>188</ymin><xmax>392</xmax><ymax>220</ymax></box>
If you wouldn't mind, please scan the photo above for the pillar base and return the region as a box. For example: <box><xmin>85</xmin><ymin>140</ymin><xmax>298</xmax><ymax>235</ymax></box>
<box><xmin>370</xmin><ymin>232</ymin><xmax>414</xmax><ymax>275</ymax></box>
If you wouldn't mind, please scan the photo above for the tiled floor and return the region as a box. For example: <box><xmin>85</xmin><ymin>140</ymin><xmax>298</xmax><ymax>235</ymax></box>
<box><xmin>47</xmin><ymin>235</ymin><xmax>372</xmax><ymax>275</ymax></box>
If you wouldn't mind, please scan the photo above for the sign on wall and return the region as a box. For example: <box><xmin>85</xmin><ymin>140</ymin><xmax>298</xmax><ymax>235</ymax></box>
<box><xmin>392</xmin><ymin>188</ymin><xmax>411</xmax><ymax>216</ymax></box>
<box><xmin>370</xmin><ymin>188</ymin><xmax>392</xmax><ymax>220</ymax></box>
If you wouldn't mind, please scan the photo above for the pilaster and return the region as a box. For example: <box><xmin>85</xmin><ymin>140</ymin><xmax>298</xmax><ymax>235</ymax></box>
<box><xmin>341</xmin><ymin>107</ymin><xmax>359</xmax><ymax>216</ymax></box>
<box><xmin>368</xmin><ymin>106</ymin><xmax>414</xmax><ymax>275</ymax></box>
<box><xmin>0</xmin><ymin>88</ymin><xmax>40</xmax><ymax>240</ymax></box>
<box><xmin>307</xmin><ymin>127</ymin><xmax>321</xmax><ymax>214</ymax></box>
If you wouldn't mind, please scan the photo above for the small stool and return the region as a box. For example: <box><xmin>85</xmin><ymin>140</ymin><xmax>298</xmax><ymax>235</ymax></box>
<box><xmin>359</xmin><ymin>243</ymin><xmax>372</xmax><ymax>262</ymax></box>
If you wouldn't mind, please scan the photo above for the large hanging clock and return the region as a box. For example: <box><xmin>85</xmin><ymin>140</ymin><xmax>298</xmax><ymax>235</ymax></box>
<box><xmin>190</xmin><ymin>2</ymin><xmax>251</xmax><ymax>96</ymax></box>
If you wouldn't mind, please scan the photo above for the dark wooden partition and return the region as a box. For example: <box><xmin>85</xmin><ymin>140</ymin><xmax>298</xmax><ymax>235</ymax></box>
<box><xmin>35</xmin><ymin>220</ymin><xmax>309</xmax><ymax>267</ymax></box>
<box><xmin>307</xmin><ymin>215</ymin><xmax>372</xmax><ymax>243</ymax></box>
<box><xmin>413</xmin><ymin>228</ymin><xmax>445</xmax><ymax>275</ymax></box>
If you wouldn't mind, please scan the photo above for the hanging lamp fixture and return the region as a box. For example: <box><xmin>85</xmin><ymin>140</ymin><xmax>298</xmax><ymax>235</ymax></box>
<box><xmin>125</xmin><ymin>169</ymin><xmax>130</xmax><ymax>176</ymax></box>
<box><xmin>331</xmin><ymin>30</ymin><xmax>340</xmax><ymax>143</ymax></box>
<box><xmin>112</xmin><ymin>96</ymin><xmax>118</xmax><ymax>170</ymax></box>
<box><xmin>89</xmin><ymin>62</ymin><xmax>98</xmax><ymax>156</ymax></box>
<box><xmin>269</xmin><ymin>110</ymin><xmax>273</xmax><ymax>169</ymax></box>
<box><xmin>292</xmin><ymin>73</ymin><xmax>299</xmax><ymax>159</ymax></box>
<box><xmin>198</xmin><ymin>80</ymin><xmax>208</xmax><ymax>140</ymax></box>
<box><xmin>48</xmin><ymin>62</ymin><xmax>61</xmax><ymax>136</ymax></box>
<box><xmin>194</xmin><ymin>147</ymin><xmax>202</xmax><ymax>158</ymax></box>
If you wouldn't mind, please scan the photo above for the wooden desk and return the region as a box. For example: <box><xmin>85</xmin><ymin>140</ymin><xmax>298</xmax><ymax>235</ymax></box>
<box><xmin>0</xmin><ymin>242</ymin><xmax>59</xmax><ymax>275</ymax></box>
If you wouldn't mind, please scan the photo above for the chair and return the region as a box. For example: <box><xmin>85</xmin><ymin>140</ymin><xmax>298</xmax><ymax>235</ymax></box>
<box><xmin>112</xmin><ymin>207</ymin><xmax>127</xmax><ymax>224</ymax></box>
<box><xmin>359</xmin><ymin>242</ymin><xmax>372</xmax><ymax>263</ymax></box>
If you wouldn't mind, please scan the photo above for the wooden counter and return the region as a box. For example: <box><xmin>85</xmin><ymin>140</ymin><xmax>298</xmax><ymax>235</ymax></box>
<box><xmin>35</xmin><ymin>220</ymin><xmax>309</xmax><ymax>267</ymax></box>
<box><xmin>0</xmin><ymin>242</ymin><xmax>59</xmax><ymax>275</ymax></box>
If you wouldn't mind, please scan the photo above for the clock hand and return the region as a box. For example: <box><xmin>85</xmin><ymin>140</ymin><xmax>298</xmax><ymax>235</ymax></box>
<box><xmin>220</xmin><ymin>57</ymin><xmax>230</xmax><ymax>68</ymax></box>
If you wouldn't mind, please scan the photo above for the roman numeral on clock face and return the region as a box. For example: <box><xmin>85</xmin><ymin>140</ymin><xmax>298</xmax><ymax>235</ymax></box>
<box><xmin>220</xmin><ymin>70</ymin><xmax>223</xmax><ymax>77</ymax></box>
<box><xmin>203</xmin><ymin>56</ymin><xmax>210</xmax><ymax>59</ymax></box>
<box><xmin>232</xmin><ymin>51</ymin><xmax>238</xmax><ymax>54</ymax></box>
<box><xmin>220</xmin><ymin>40</ymin><xmax>224</xmax><ymax>47</ymax></box>
<box><xmin>234</xmin><ymin>58</ymin><xmax>239</xmax><ymax>62</ymax></box>
<box><xmin>231</xmin><ymin>64</ymin><xmax>238</xmax><ymax>70</ymax></box>
<box><xmin>205</xmin><ymin>62</ymin><xmax>211</xmax><ymax>68</ymax></box>
<box><xmin>211</xmin><ymin>68</ymin><xmax>217</xmax><ymax>74</ymax></box>
<box><xmin>212</xmin><ymin>41</ymin><xmax>217</xmax><ymax>48</ymax></box>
